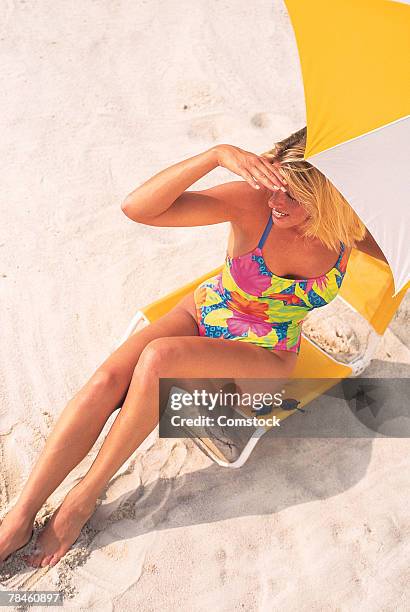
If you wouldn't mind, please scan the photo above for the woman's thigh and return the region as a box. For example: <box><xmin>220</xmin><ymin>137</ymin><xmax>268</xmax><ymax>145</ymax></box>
<box><xmin>138</xmin><ymin>328</ymin><xmax>297</xmax><ymax>418</ymax></box>
<box><xmin>140</xmin><ymin>333</ymin><xmax>297</xmax><ymax>381</ymax></box>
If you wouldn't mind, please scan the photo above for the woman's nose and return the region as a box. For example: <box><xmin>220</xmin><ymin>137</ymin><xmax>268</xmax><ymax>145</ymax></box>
<box><xmin>268</xmin><ymin>192</ymin><xmax>283</xmax><ymax>207</ymax></box>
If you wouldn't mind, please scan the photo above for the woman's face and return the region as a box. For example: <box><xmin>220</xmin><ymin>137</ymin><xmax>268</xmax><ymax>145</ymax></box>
<box><xmin>267</xmin><ymin>187</ymin><xmax>310</xmax><ymax>230</ymax></box>
<box><xmin>266</xmin><ymin>161</ymin><xmax>310</xmax><ymax>230</ymax></box>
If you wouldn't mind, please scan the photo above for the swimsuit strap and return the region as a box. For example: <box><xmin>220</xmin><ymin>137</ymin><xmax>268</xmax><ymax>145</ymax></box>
<box><xmin>335</xmin><ymin>240</ymin><xmax>345</xmax><ymax>267</ymax></box>
<box><xmin>257</xmin><ymin>214</ymin><xmax>273</xmax><ymax>249</ymax></box>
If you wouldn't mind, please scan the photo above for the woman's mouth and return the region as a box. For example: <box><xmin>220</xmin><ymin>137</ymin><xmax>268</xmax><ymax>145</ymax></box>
<box><xmin>271</xmin><ymin>207</ymin><xmax>289</xmax><ymax>219</ymax></box>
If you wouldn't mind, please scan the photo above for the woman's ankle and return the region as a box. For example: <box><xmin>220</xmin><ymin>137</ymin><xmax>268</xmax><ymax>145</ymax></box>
<box><xmin>4</xmin><ymin>503</ymin><xmax>38</xmax><ymax>525</ymax></box>
<box><xmin>64</xmin><ymin>482</ymin><xmax>100</xmax><ymax>515</ymax></box>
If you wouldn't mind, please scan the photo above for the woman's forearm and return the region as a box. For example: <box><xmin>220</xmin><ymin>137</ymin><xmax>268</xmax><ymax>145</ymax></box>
<box><xmin>121</xmin><ymin>147</ymin><xmax>220</xmax><ymax>221</ymax></box>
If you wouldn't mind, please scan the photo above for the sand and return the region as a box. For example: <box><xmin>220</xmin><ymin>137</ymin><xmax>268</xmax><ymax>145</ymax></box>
<box><xmin>1</xmin><ymin>0</ymin><xmax>409</xmax><ymax>610</ymax></box>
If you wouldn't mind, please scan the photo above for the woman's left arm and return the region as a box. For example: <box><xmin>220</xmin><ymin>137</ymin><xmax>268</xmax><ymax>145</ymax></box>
<box><xmin>355</xmin><ymin>228</ymin><xmax>388</xmax><ymax>263</ymax></box>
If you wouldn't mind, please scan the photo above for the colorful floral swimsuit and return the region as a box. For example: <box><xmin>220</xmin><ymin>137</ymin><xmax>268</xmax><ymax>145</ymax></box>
<box><xmin>193</xmin><ymin>214</ymin><xmax>349</xmax><ymax>354</ymax></box>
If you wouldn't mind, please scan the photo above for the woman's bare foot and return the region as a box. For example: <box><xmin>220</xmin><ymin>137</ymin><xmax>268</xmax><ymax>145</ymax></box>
<box><xmin>23</xmin><ymin>485</ymin><xmax>98</xmax><ymax>568</ymax></box>
<box><xmin>0</xmin><ymin>508</ymin><xmax>36</xmax><ymax>563</ymax></box>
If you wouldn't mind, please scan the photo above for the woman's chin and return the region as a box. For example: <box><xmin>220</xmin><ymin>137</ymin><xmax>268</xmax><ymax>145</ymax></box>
<box><xmin>271</xmin><ymin>211</ymin><xmax>291</xmax><ymax>224</ymax></box>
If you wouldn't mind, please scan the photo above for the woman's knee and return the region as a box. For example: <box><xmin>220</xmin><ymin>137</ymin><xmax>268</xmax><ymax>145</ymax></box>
<box><xmin>136</xmin><ymin>337</ymin><xmax>183</xmax><ymax>377</ymax></box>
<box><xmin>86</xmin><ymin>366</ymin><xmax>125</xmax><ymax>397</ymax></box>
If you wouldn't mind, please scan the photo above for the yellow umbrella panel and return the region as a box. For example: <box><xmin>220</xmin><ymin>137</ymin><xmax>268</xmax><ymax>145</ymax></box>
<box><xmin>284</xmin><ymin>0</ymin><xmax>410</xmax><ymax>155</ymax></box>
<box><xmin>284</xmin><ymin>0</ymin><xmax>410</xmax><ymax>294</ymax></box>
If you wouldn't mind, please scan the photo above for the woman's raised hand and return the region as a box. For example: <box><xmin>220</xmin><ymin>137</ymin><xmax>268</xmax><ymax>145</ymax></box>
<box><xmin>213</xmin><ymin>144</ymin><xmax>288</xmax><ymax>192</ymax></box>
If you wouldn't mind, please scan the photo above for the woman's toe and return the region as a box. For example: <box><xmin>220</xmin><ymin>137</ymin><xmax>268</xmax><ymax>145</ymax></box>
<box><xmin>41</xmin><ymin>555</ymin><xmax>54</xmax><ymax>567</ymax></box>
<box><xmin>31</xmin><ymin>556</ymin><xmax>42</xmax><ymax>567</ymax></box>
<box><xmin>49</xmin><ymin>553</ymin><xmax>60</xmax><ymax>566</ymax></box>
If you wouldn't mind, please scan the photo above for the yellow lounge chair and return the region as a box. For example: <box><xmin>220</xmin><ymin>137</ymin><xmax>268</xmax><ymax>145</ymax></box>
<box><xmin>114</xmin><ymin>249</ymin><xmax>408</xmax><ymax>467</ymax></box>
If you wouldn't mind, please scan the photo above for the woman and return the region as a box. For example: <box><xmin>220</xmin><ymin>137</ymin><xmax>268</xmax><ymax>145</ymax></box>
<box><xmin>0</xmin><ymin>126</ymin><xmax>386</xmax><ymax>567</ymax></box>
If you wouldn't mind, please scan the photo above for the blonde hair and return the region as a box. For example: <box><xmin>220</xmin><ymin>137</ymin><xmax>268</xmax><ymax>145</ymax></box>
<box><xmin>260</xmin><ymin>127</ymin><xmax>366</xmax><ymax>251</ymax></box>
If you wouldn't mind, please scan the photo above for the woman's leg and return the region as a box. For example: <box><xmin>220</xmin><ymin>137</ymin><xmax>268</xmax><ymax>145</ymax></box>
<box><xmin>0</xmin><ymin>299</ymin><xmax>199</xmax><ymax>563</ymax></box>
<box><xmin>25</xmin><ymin>325</ymin><xmax>296</xmax><ymax>567</ymax></box>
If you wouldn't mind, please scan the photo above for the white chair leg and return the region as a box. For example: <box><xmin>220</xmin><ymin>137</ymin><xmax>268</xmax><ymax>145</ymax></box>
<box><xmin>191</xmin><ymin>428</ymin><xmax>266</xmax><ymax>468</ymax></box>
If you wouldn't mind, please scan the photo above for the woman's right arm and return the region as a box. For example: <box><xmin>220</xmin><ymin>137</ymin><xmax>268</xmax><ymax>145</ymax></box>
<box><xmin>121</xmin><ymin>145</ymin><xmax>287</xmax><ymax>227</ymax></box>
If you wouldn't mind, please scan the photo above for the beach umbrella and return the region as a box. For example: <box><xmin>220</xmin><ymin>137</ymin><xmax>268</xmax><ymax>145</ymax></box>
<box><xmin>284</xmin><ymin>0</ymin><xmax>410</xmax><ymax>294</ymax></box>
